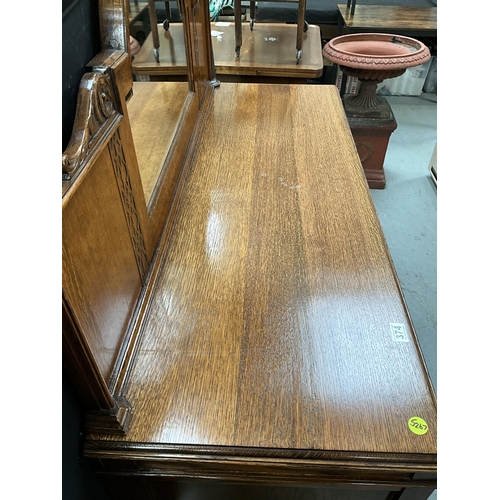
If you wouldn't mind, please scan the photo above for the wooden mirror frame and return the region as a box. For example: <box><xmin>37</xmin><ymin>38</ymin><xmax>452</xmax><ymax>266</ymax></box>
<box><xmin>62</xmin><ymin>0</ymin><xmax>218</xmax><ymax>434</ymax></box>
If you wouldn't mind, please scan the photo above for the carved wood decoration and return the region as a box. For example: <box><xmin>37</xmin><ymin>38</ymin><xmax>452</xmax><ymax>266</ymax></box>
<box><xmin>62</xmin><ymin>71</ymin><xmax>120</xmax><ymax>181</ymax></box>
<box><xmin>108</xmin><ymin>131</ymin><xmax>149</xmax><ymax>281</ymax></box>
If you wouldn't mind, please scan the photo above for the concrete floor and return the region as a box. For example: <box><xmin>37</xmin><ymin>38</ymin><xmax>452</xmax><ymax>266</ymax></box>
<box><xmin>368</xmin><ymin>93</ymin><xmax>437</xmax><ymax>500</ymax></box>
<box><xmin>370</xmin><ymin>93</ymin><xmax>437</xmax><ymax>391</ymax></box>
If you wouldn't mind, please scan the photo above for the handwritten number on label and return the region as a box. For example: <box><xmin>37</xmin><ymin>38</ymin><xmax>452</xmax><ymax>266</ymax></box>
<box><xmin>407</xmin><ymin>416</ymin><xmax>429</xmax><ymax>435</ymax></box>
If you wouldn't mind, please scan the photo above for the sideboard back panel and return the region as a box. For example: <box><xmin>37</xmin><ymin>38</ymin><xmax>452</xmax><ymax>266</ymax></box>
<box><xmin>63</xmin><ymin>124</ymin><xmax>144</xmax><ymax>384</ymax></box>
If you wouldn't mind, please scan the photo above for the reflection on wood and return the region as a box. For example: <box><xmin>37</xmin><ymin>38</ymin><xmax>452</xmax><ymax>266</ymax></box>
<box><xmin>132</xmin><ymin>22</ymin><xmax>323</xmax><ymax>79</ymax></box>
<box><xmin>127</xmin><ymin>81</ymin><xmax>190</xmax><ymax>204</ymax></box>
<box><xmin>133</xmin><ymin>23</ymin><xmax>188</xmax><ymax>75</ymax></box>
<box><xmin>89</xmin><ymin>84</ymin><xmax>436</xmax><ymax>462</ymax></box>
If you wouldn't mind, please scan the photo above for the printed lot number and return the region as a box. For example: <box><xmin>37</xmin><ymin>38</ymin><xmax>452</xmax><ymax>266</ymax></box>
<box><xmin>390</xmin><ymin>323</ymin><xmax>409</xmax><ymax>342</ymax></box>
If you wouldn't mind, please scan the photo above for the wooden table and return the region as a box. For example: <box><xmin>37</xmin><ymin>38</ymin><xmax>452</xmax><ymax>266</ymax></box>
<box><xmin>233</xmin><ymin>0</ymin><xmax>306</xmax><ymax>62</ymax></box>
<box><xmin>337</xmin><ymin>4</ymin><xmax>437</xmax><ymax>37</ymax></box>
<box><xmin>132</xmin><ymin>22</ymin><xmax>324</xmax><ymax>82</ymax></box>
<box><xmin>85</xmin><ymin>83</ymin><xmax>437</xmax><ymax>499</ymax></box>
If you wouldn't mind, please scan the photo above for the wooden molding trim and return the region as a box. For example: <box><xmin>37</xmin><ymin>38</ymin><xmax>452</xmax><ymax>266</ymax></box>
<box><xmin>85</xmin><ymin>395</ymin><xmax>133</xmax><ymax>434</ymax></box>
<box><xmin>85</xmin><ymin>441</ymin><xmax>436</xmax><ymax>486</ymax></box>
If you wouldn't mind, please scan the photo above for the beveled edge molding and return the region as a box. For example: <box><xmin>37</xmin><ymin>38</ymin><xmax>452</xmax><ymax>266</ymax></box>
<box><xmin>84</xmin><ymin>441</ymin><xmax>436</xmax><ymax>486</ymax></box>
<box><xmin>62</xmin><ymin>71</ymin><xmax>119</xmax><ymax>181</ymax></box>
<box><xmin>84</xmin><ymin>441</ymin><xmax>437</xmax><ymax>468</ymax></box>
<box><xmin>85</xmin><ymin>396</ymin><xmax>133</xmax><ymax>434</ymax></box>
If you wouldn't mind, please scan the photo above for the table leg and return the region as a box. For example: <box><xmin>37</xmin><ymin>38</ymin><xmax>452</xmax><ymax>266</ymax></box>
<box><xmin>234</xmin><ymin>0</ymin><xmax>242</xmax><ymax>57</ymax></box>
<box><xmin>296</xmin><ymin>0</ymin><xmax>306</xmax><ymax>63</ymax></box>
<box><xmin>147</xmin><ymin>0</ymin><xmax>160</xmax><ymax>62</ymax></box>
<box><xmin>250</xmin><ymin>2</ymin><xmax>256</xmax><ymax>30</ymax></box>
<box><xmin>163</xmin><ymin>1</ymin><xmax>171</xmax><ymax>30</ymax></box>
<box><xmin>337</xmin><ymin>10</ymin><xmax>344</xmax><ymax>36</ymax></box>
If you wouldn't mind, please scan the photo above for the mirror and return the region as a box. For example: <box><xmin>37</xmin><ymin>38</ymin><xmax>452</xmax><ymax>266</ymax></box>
<box><xmin>127</xmin><ymin>0</ymin><xmax>191</xmax><ymax>206</ymax></box>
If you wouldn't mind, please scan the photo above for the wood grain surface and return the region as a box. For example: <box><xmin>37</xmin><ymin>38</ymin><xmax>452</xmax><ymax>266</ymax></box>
<box><xmin>338</xmin><ymin>5</ymin><xmax>437</xmax><ymax>33</ymax></box>
<box><xmin>127</xmin><ymin>81</ymin><xmax>190</xmax><ymax>203</ymax></box>
<box><xmin>132</xmin><ymin>22</ymin><xmax>323</xmax><ymax>78</ymax></box>
<box><xmin>63</xmin><ymin>127</ymin><xmax>143</xmax><ymax>385</ymax></box>
<box><xmin>88</xmin><ymin>83</ymin><xmax>436</xmax><ymax>468</ymax></box>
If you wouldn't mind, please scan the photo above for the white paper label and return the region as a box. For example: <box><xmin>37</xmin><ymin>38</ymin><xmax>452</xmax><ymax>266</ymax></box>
<box><xmin>390</xmin><ymin>323</ymin><xmax>409</xmax><ymax>342</ymax></box>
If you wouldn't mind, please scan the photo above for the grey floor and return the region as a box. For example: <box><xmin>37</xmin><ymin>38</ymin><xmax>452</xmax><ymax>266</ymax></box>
<box><xmin>368</xmin><ymin>93</ymin><xmax>437</xmax><ymax>500</ymax></box>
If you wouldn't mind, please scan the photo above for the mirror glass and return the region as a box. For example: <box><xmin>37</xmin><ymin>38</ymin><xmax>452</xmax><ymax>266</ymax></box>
<box><xmin>127</xmin><ymin>0</ymin><xmax>191</xmax><ymax>206</ymax></box>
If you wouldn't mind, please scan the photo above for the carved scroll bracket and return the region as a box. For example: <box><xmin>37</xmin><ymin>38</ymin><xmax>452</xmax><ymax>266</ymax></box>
<box><xmin>62</xmin><ymin>71</ymin><xmax>120</xmax><ymax>181</ymax></box>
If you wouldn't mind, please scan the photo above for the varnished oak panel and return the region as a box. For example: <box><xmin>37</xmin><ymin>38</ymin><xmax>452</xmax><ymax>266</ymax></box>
<box><xmin>87</xmin><ymin>84</ymin><xmax>436</xmax><ymax>486</ymax></box>
<box><xmin>338</xmin><ymin>5</ymin><xmax>437</xmax><ymax>34</ymax></box>
<box><xmin>127</xmin><ymin>81</ymin><xmax>190</xmax><ymax>204</ymax></box>
<box><xmin>132</xmin><ymin>22</ymin><xmax>323</xmax><ymax>78</ymax></box>
<box><xmin>63</xmin><ymin>150</ymin><xmax>143</xmax><ymax>383</ymax></box>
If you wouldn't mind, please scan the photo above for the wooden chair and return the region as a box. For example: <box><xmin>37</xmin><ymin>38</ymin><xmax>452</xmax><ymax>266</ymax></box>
<box><xmin>233</xmin><ymin>0</ymin><xmax>308</xmax><ymax>63</ymax></box>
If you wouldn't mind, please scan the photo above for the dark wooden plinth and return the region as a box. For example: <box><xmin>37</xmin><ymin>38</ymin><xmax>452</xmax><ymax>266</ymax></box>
<box><xmin>343</xmin><ymin>98</ymin><xmax>397</xmax><ymax>189</ymax></box>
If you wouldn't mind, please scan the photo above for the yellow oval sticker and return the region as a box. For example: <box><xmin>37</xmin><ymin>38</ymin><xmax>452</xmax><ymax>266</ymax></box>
<box><xmin>408</xmin><ymin>416</ymin><xmax>429</xmax><ymax>435</ymax></box>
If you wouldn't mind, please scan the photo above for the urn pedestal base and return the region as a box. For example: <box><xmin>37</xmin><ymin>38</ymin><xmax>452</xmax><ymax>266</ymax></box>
<box><xmin>343</xmin><ymin>95</ymin><xmax>397</xmax><ymax>190</ymax></box>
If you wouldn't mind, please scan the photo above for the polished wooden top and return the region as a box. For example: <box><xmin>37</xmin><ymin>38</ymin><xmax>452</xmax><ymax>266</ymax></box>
<box><xmin>127</xmin><ymin>81</ymin><xmax>190</xmax><ymax>203</ymax></box>
<box><xmin>338</xmin><ymin>4</ymin><xmax>437</xmax><ymax>34</ymax></box>
<box><xmin>132</xmin><ymin>22</ymin><xmax>323</xmax><ymax>78</ymax></box>
<box><xmin>88</xmin><ymin>83</ymin><xmax>436</xmax><ymax>466</ymax></box>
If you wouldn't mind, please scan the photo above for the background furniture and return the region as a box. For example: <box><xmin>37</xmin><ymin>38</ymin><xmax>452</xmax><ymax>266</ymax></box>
<box><xmin>234</xmin><ymin>0</ymin><xmax>307</xmax><ymax>62</ymax></box>
<box><xmin>337</xmin><ymin>3</ymin><xmax>437</xmax><ymax>37</ymax></box>
<box><xmin>255</xmin><ymin>0</ymin><xmax>437</xmax><ymax>39</ymax></box>
<box><xmin>132</xmin><ymin>21</ymin><xmax>323</xmax><ymax>82</ymax></box>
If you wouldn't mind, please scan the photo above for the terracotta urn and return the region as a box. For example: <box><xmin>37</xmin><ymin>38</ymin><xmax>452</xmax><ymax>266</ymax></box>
<box><xmin>322</xmin><ymin>33</ymin><xmax>431</xmax><ymax>189</ymax></box>
<box><xmin>322</xmin><ymin>33</ymin><xmax>431</xmax><ymax>114</ymax></box>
